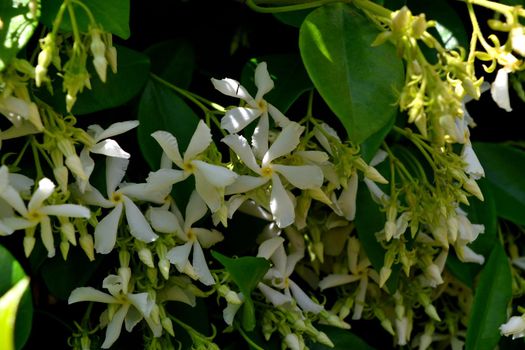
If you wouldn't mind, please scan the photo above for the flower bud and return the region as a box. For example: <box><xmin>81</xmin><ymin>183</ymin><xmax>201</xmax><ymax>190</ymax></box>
<box><xmin>60</xmin><ymin>240</ymin><xmax>70</xmax><ymax>260</ymax></box>
<box><xmin>391</xmin><ymin>7</ymin><xmax>411</xmax><ymax>34</ymax></box>
<box><xmin>138</xmin><ymin>247</ymin><xmax>155</xmax><ymax>268</ymax></box>
<box><xmin>23</xmin><ymin>234</ymin><xmax>36</xmax><ymax>257</ymax></box>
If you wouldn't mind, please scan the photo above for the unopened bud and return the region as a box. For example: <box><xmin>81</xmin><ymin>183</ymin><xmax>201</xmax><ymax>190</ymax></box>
<box><xmin>138</xmin><ymin>247</ymin><xmax>155</xmax><ymax>268</ymax></box>
<box><xmin>412</xmin><ymin>14</ymin><xmax>427</xmax><ymax>38</ymax></box>
<box><xmin>79</xmin><ymin>233</ymin><xmax>95</xmax><ymax>261</ymax></box>
<box><xmin>60</xmin><ymin>241</ymin><xmax>70</xmax><ymax>260</ymax></box>
<box><xmin>391</xmin><ymin>7</ymin><xmax>411</xmax><ymax>34</ymax></box>
<box><xmin>158</xmin><ymin>258</ymin><xmax>170</xmax><ymax>280</ymax></box>
<box><xmin>463</xmin><ymin>177</ymin><xmax>484</xmax><ymax>201</ymax></box>
<box><xmin>162</xmin><ymin>317</ymin><xmax>175</xmax><ymax>336</ymax></box>
<box><xmin>24</xmin><ymin>235</ymin><xmax>36</xmax><ymax>257</ymax></box>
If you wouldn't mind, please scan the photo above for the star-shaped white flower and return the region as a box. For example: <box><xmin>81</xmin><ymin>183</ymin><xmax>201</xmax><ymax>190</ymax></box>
<box><xmin>222</xmin><ymin>122</ymin><xmax>323</xmax><ymax>228</ymax></box>
<box><xmin>212</xmin><ymin>62</ymin><xmax>290</xmax><ymax>158</ymax></box>
<box><xmin>80</xmin><ymin>157</ymin><xmax>166</xmax><ymax>254</ymax></box>
<box><xmin>500</xmin><ymin>315</ymin><xmax>525</xmax><ymax>339</ymax></box>
<box><xmin>69</xmin><ymin>274</ymin><xmax>161</xmax><ymax>349</ymax></box>
<box><xmin>151</xmin><ymin>120</ymin><xmax>238</xmax><ymax>213</ymax></box>
<box><xmin>149</xmin><ymin>191</ymin><xmax>223</xmax><ymax>286</ymax></box>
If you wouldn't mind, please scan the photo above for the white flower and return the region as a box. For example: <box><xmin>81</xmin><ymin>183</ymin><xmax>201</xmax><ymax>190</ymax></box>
<box><xmin>222</xmin><ymin>292</ymin><xmax>244</xmax><ymax>326</ymax></box>
<box><xmin>68</xmin><ymin>274</ymin><xmax>161</xmax><ymax>348</ymax></box>
<box><xmin>256</xmin><ymin>236</ymin><xmax>323</xmax><ymax>314</ymax></box>
<box><xmin>0</xmin><ymin>95</ymin><xmax>43</xmax><ymax>130</ymax></box>
<box><xmin>500</xmin><ymin>315</ymin><xmax>525</xmax><ymax>339</ymax></box>
<box><xmin>77</xmin><ymin>121</ymin><xmax>139</xmax><ymax>192</ymax></box>
<box><xmin>211</xmin><ymin>62</ymin><xmax>290</xmax><ymax>158</ymax></box>
<box><xmin>0</xmin><ymin>165</ymin><xmax>30</xmax><ymax>216</ymax></box>
<box><xmin>491</xmin><ymin>67</ymin><xmax>512</xmax><ymax>112</ymax></box>
<box><xmin>22</xmin><ymin>178</ymin><xmax>90</xmax><ymax>257</ymax></box>
<box><xmin>151</xmin><ymin>120</ymin><xmax>238</xmax><ymax>212</ymax></box>
<box><xmin>461</xmin><ymin>142</ymin><xmax>484</xmax><ymax>180</ymax></box>
<box><xmin>150</xmin><ymin>191</ymin><xmax>223</xmax><ymax>286</ymax></box>
<box><xmin>511</xmin><ymin>27</ymin><xmax>525</xmax><ymax>57</ymax></box>
<box><xmin>222</xmin><ymin>122</ymin><xmax>323</xmax><ymax>228</ymax></box>
<box><xmin>80</xmin><ymin>157</ymin><xmax>163</xmax><ymax>254</ymax></box>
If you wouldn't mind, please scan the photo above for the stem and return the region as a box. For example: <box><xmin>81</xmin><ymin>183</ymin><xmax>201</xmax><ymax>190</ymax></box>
<box><xmin>353</xmin><ymin>0</ymin><xmax>392</xmax><ymax>18</ymax></box>
<box><xmin>70</xmin><ymin>0</ymin><xmax>97</xmax><ymax>26</ymax></box>
<box><xmin>246</xmin><ymin>0</ymin><xmax>345</xmax><ymax>13</ymax></box>
<box><xmin>67</xmin><ymin>2</ymin><xmax>82</xmax><ymax>43</ymax></box>
<box><xmin>30</xmin><ymin>138</ymin><xmax>44</xmax><ymax>180</ymax></box>
<box><xmin>238</xmin><ymin>326</ymin><xmax>265</xmax><ymax>350</ymax></box>
<box><xmin>51</xmin><ymin>1</ymin><xmax>69</xmax><ymax>38</ymax></box>
<box><xmin>465</xmin><ymin>0</ymin><xmax>525</xmax><ymax>17</ymax></box>
<box><xmin>150</xmin><ymin>74</ymin><xmax>211</xmax><ymax>114</ymax></box>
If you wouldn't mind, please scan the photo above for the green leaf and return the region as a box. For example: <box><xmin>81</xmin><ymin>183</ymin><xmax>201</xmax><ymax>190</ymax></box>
<box><xmin>465</xmin><ymin>242</ymin><xmax>512</xmax><ymax>350</ymax></box>
<box><xmin>273</xmin><ymin>9</ymin><xmax>313</xmax><ymax>28</ymax></box>
<box><xmin>144</xmin><ymin>39</ymin><xmax>195</xmax><ymax>88</ymax></box>
<box><xmin>40</xmin><ymin>0</ymin><xmax>130</xmax><ymax>39</ymax></box>
<box><xmin>445</xmin><ymin>252</ymin><xmax>481</xmax><ymax>289</ymax></box>
<box><xmin>309</xmin><ymin>325</ymin><xmax>376</xmax><ymax>350</ymax></box>
<box><xmin>212</xmin><ymin>252</ymin><xmax>270</xmax><ymax>331</ymax></box>
<box><xmin>40</xmin><ymin>249</ymin><xmax>103</xmax><ymax>300</ymax></box>
<box><xmin>137</xmin><ymin>78</ymin><xmax>200</xmax><ymax>170</ymax></box>
<box><xmin>0</xmin><ymin>278</ymin><xmax>30</xmax><ymax>350</ymax></box>
<box><xmin>38</xmin><ymin>45</ymin><xmax>150</xmax><ymax>115</ymax></box>
<box><xmin>0</xmin><ymin>245</ymin><xmax>32</xmax><ymax>350</ymax></box>
<box><xmin>359</xmin><ymin>113</ymin><xmax>396</xmax><ymax>163</ymax></box>
<box><xmin>241</xmin><ymin>54</ymin><xmax>313</xmax><ymax>113</ymax></box>
<box><xmin>299</xmin><ymin>3</ymin><xmax>404</xmax><ymax>143</ymax></box>
<box><xmin>473</xmin><ymin>142</ymin><xmax>525</xmax><ymax>225</ymax></box>
<box><xmin>0</xmin><ymin>0</ymin><xmax>40</xmax><ymax>71</ymax></box>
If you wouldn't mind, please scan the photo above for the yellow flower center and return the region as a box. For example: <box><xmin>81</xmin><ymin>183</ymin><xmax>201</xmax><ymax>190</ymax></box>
<box><xmin>187</xmin><ymin>229</ymin><xmax>196</xmax><ymax>241</ymax></box>
<box><xmin>261</xmin><ymin>166</ymin><xmax>273</xmax><ymax>177</ymax></box>
<box><xmin>257</xmin><ymin>100</ymin><xmax>267</xmax><ymax>112</ymax></box>
<box><xmin>183</xmin><ymin>162</ymin><xmax>195</xmax><ymax>173</ymax></box>
<box><xmin>27</xmin><ymin>210</ymin><xmax>42</xmax><ymax>222</ymax></box>
<box><xmin>111</xmin><ymin>192</ymin><xmax>124</xmax><ymax>204</ymax></box>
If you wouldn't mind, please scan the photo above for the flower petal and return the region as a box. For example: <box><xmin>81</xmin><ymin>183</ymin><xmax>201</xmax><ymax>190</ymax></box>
<box><xmin>194</xmin><ymin>228</ymin><xmax>223</xmax><ymax>248</ymax></box>
<box><xmin>254</xmin><ymin>62</ymin><xmax>274</xmax><ymax>101</ymax></box>
<box><xmin>221</xmin><ymin>134</ymin><xmax>261</xmax><ymax>174</ymax></box>
<box><xmin>184</xmin><ymin>120</ymin><xmax>212</xmax><ymax>161</ymax></box>
<box><xmin>106</xmin><ymin>157</ymin><xmax>129</xmax><ymax>196</ymax></box>
<box><xmin>225</xmin><ymin>175</ymin><xmax>269</xmax><ymax>195</ymax></box>
<box><xmin>166</xmin><ymin>242</ymin><xmax>193</xmax><ymax>270</ymax></box>
<box><xmin>319</xmin><ymin>274</ymin><xmax>361</xmax><ymax>290</ymax></box>
<box><xmin>151</xmin><ymin>131</ymin><xmax>184</xmax><ymax>168</ymax></box>
<box><xmin>192</xmin><ymin>160</ymin><xmax>238</xmax><ymax>188</ymax></box>
<box><xmin>194</xmin><ymin>171</ymin><xmax>222</xmax><ymax>213</ymax></box>
<box><xmin>267</xmin><ymin>103</ymin><xmax>290</xmax><ymax>128</ymax></box>
<box><xmin>192</xmin><ymin>241</ymin><xmax>215</xmax><ymax>286</ymax></box>
<box><xmin>40</xmin><ymin>215</ymin><xmax>55</xmax><ymax>257</ymax></box>
<box><xmin>80</xmin><ymin>185</ymin><xmax>113</xmax><ymax>208</ymax></box>
<box><xmin>257</xmin><ymin>236</ymin><xmax>285</xmax><ymax>259</ymax></box>
<box><xmin>1</xmin><ymin>186</ymin><xmax>27</xmax><ymax>216</ymax></box>
<box><xmin>252</xmin><ymin>113</ymin><xmax>269</xmax><ymax>160</ymax></box>
<box><xmin>148</xmin><ymin>207</ymin><xmax>182</xmax><ymax>234</ymax></box>
<box><xmin>257</xmin><ymin>283</ymin><xmax>292</xmax><ymax>306</ymax></box>
<box><xmin>123</xmin><ymin>196</ymin><xmax>158</xmax><ymax>243</ymax></box>
<box><xmin>223</xmin><ymin>300</ymin><xmax>242</xmax><ymax>326</ymax></box>
<box><xmin>211</xmin><ymin>78</ymin><xmax>254</xmax><ymax>102</ymax></box>
<box><xmin>461</xmin><ymin>143</ymin><xmax>485</xmax><ymax>180</ymax></box>
<box><xmin>41</xmin><ymin>204</ymin><xmax>90</xmax><ymax>218</ymax></box>
<box><xmin>94</xmin><ymin>120</ymin><xmax>139</xmax><ymax>142</ymax></box>
<box><xmin>28</xmin><ymin>178</ymin><xmax>55</xmax><ymax>211</ymax></box>
<box><xmin>270</xmin><ymin>174</ymin><xmax>295</xmax><ymax>228</ymax></box>
<box><xmin>491</xmin><ymin>68</ymin><xmax>512</xmax><ymax>112</ymax></box>
<box><xmin>221</xmin><ymin>107</ymin><xmax>261</xmax><ymax>134</ymax></box>
<box><xmin>338</xmin><ymin>173</ymin><xmax>358</xmax><ymax>220</ymax></box>
<box><xmin>289</xmin><ymin>279</ymin><xmax>323</xmax><ymax>314</ymax></box>
<box><xmin>91</xmin><ymin>139</ymin><xmax>131</xmax><ymax>158</ymax></box>
<box><xmin>127</xmin><ymin>292</ymin><xmax>152</xmax><ymax>317</ymax></box>
<box><xmin>101</xmin><ymin>304</ymin><xmax>129</xmax><ymax>349</ymax></box>
<box><xmin>273</xmin><ymin>165</ymin><xmax>323</xmax><ymax>189</ymax></box>
<box><xmin>184</xmin><ymin>190</ymin><xmax>208</xmax><ymax>229</ymax></box>
<box><xmin>68</xmin><ymin>287</ymin><xmax>118</xmax><ymax>304</ymax></box>
<box><xmin>95</xmin><ymin>203</ymin><xmax>123</xmax><ymax>254</ymax></box>
<box><xmin>263</xmin><ymin>122</ymin><xmax>304</xmax><ymax>165</ymax></box>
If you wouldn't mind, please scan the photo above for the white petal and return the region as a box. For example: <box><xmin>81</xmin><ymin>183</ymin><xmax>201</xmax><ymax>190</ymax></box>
<box><xmin>81</xmin><ymin>185</ymin><xmax>113</xmax><ymax>208</ymax></box>
<box><xmin>106</xmin><ymin>157</ymin><xmax>129</xmax><ymax>196</ymax></box>
<box><xmin>148</xmin><ymin>207</ymin><xmax>182</xmax><ymax>234</ymax></box>
<box><xmin>124</xmin><ymin>306</ymin><xmax>142</xmax><ymax>332</ymax></box>
<box><xmin>0</xmin><ymin>220</ymin><xmax>14</xmax><ymax>235</ymax></box>
<box><xmin>184</xmin><ymin>120</ymin><xmax>212</xmax><ymax>162</ymax></box>
<box><xmin>271</xmin><ymin>245</ymin><xmax>288</xmax><ymax>277</ymax></box>
<box><xmin>289</xmin><ymin>279</ymin><xmax>323</xmax><ymax>314</ymax></box>
<box><xmin>257</xmin><ymin>283</ymin><xmax>292</xmax><ymax>306</ymax></box>
<box><xmin>40</xmin><ymin>215</ymin><xmax>55</xmax><ymax>257</ymax></box>
<box><xmin>194</xmin><ymin>228</ymin><xmax>223</xmax><ymax>248</ymax></box>
<box><xmin>194</xmin><ymin>171</ymin><xmax>222</xmax><ymax>213</ymax></box>
<box><xmin>285</xmin><ymin>251</ymin><xmax>304</xmax><ymax>277</ymax></box>
<box><xmin>146</xmin><ymin>168</ymin><xmax>186</xmax><ymax>187</ymax></box>
<box><xmin>221</xmin><ymin>107</ymin><xmax>262</xmax><ymax>134</ymax></box>
<box><xmin>319</xmin><ymin>274</ymin><xmax>361</xmax><ymax>290</ymax></box>
<box><xmin>225</xmin><ymin>175</ymin><xmax>269</xmax><ymax>195</ymax></box>
<box><xmin>8</xmin><ymin>173</ymin><xmax>34</xmax><ymax>195</ymax></box>
<box><xmin>223</xmin><ymin>301</ymin><xmax>242</xmax><ymax>325</ymax></box>
<box><xmin>167</xmin><ymin>242</ymin><xmax>193</xmax><ymax>270</ymax></box>
<box><xmin>338</xmin><ymin>173</ymin><xmax>358</xmax><ymax>220</ymax></box>
<box><xmin>251</xmin><ymin>113</ymin><xmax>269</xmax><ymax>160</ymax></box>
<box><xmin>41</xmin><ymin>204</ymin><xmax>90</xmax><ymax>218</ymax></box>
<box><xmin>295</xmin><ymin>150</ymin><xmax>329</xmax><ymax>164</ymax></box>
<box><xmin>364</xmin><ymin>178</ymin><xmax>389</xmax><ymax>204</ymax></box>
<box><xmin>118</xmin><ymin>182</ymin><xmax>168</xmax><ymax>204</ymax></box>
<box><xmin>127</xmin><ymin>292</ymin><xmax>152</xmax><ymax>317</ymax></box>
<box><xmin>221</xmin><ymin>134</ymin><xmax>261</xmax><ymax>174</ymax></box>
<box><xmin>151</xmin><ymin>131</ymin><xmax>184</xmax><ymax>168</ymax></box>
<box><xmin>68</xmin><ymin>287</ymin><xmax>118</xmax><ymax>304</ymax></box>
<box><xmin>257</xmin><ymin>236</ymin><xmax>285</xmax><ymax>259</ymax></box>
<box><xmin>263</xmin><ymin>122</ymin><xmax>304</xmax><ymax>165</ymax></box>
<box><xmin>94</xmin><ymin>120</ymin><xmax>139</xmax><ymax>142</ymax></box>
<box><xmin>273</xmin><ymin>165</ymin><xmax>323</xmax><ymax>189</ymax></box>
<box><xmin>101</xmin><ymin>304</ymin><xmax>129</xmax><ymax>349</ymax></box>
<box><xmin>267</xmin><ymin>103</ymin><xmax>290</xmax><ymax>128</ymax></box>
<box><xmin>211</xmin><ymin>78</ymin><xmax>254</xmax><ymax>102</ymax></box>
<box><xmin>78</xmin><ymin>148</ymin><xmax>95</xmax><ymax>192</ymax></box>
<box><xmin>370</xmin><ymin>149</ymin><xmax>388</xmax><ymax>167</ymax></box>
<box><xmin>192</xmin><ymin>241</ymin><xmax>215</xmax><ymax>286</ymax></box>
<box><xmin>1</xmin><ymin>186</ymin><xmax>27</xmax><ymax>215</ymax></box>
<box><xmin>184</xmin><ymin>190</ymin><xmax>208</xmax><ymax>229</ymax></box>
<box><xmin>123</xmin><ymin>196</ymin><xmax>158</xmax><ymax>243</ymax></box>
<box><xmin>461</xmin><ymin>143</ymin><xmax>485</xmax><ymax>179</ymax></box>
<box><xmin>192</xmin><ymin>160</ymin><xmax>238</xmax><ymax>188</ymax></box>
<box><xmin>95</xmin><ymin>203</ymin><xmax>123</xmax><ymax>254</ymax></box>
<box><xmin>254</xmin><ymin>62</ymin><xmax>274</xmax><ymax>101</ymax></box>
<box><xmin>500</xmin><ymin>316</ymin><xmax>525</xmax><ymax>337</ymax></box>
<box><xmin>270</xmin><ymin>174</ymin><xmax>295</xmax><ymax>228</ymax></box>
<box><xmin>28</xmin><ymin>178</ymin><xmax>55</xmax><ymax>211</ymax></box>
<box><xmin>91</xmin><ymin>139</ymin><xmax>130</xmax><ymax>158</ymax></box>
<box><xmin>491</xmin><ymin>68</ymin><xmax>512</xmax><ymax>112</ymax></box>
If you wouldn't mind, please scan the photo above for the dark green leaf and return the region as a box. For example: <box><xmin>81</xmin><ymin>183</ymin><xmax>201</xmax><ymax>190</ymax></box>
<box><xmin>360</xmin><ymin>113</ymin><xmax>395</xmax><ymax>163</ymax></box>
<box><xmin>212</xmin><ymin>252</ymin><xmax>270</xmax><ymax>331</ymax></box>
<box><xmin>309</xmin><ymin>325</ymin><xmax>376</xmax><ymax>350</ymax></box>
<box><xmin>241</xmin><ymin>54</ymin><xmax>313</xmax><ymax>113</ymax></box>
<box><xmin>0</xmin><ymin>0</ymin><xmax>39</xmax><ymax>71</ymax></box>
<box><xmin>137</xmin><ymin>78</ymin><xmax>200</xmax><ymax>170</ymax></box>
<box><xmin>299</xmin><ymin>4</ymin><xmax>404</xmax><ymax>143</ymax></box>
<box><xmin>0</xmin><ymin>245</ymin><xmax>33</xmax><ymax>350</ymax></box>
<box><xmin>473</xmin><ymin>143</ymin><xmax>525</xmax><ymax>225</ymax></box>
<box><xmin>144</xmin><ymin>39</ymin><xmax>195</xmax><ymax>88</ymax></box>
<box><xmin>273</xmin><ymin>9</ymin><xmax>313</xmax><ymax>28</ymax></box>
<box><xmin>465</xmin><ymin>242</ymin><xmax>512</xmax><ymax>350</ymax></box>
<box><xmin>40</xmin><ymin>0</ymin><xmax>130</xmax><ymax>39</ymax></box>
<box><xmin>445</xmin><ymin>252</ymin><xmax>481</xmax><ymax>289</ymax></box>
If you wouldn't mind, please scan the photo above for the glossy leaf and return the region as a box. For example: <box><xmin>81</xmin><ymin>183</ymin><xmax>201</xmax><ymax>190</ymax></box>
<box><xmin>0</xmin><ymin>278</ymin><xmax>30</xmax><ymax>350</ymax></box>
<box><xmin>474</xmin><ymin>142</ymin><xmax>525</xmax><ymax>225</ymax></box>
<box><xmin>241</xmin><ymin>54</ymin><xmax>313</xmax><ymax>113</ymax></box>
<box><xmin>137</xmin><ymin>78</ymin><xmax>199</xmax><ymax>170</ymax></box>
<box><xmin>144</xmin><ymin>39</ymin><xmax>195</xmax><ymax>88</ymax></box>
<box><xmin>360</xmin><ymin>113</ymin><xmax>396</xmax><ymax>163</ymax></box>
<box><xmin>0</xmin><ymin>245</ymin><xmax>32</xmax><ymax>350</ymax></box>
<box><xmin>273</xmin><ymin>9</ymin><xmax>313</xmax><ymax>28</ymax></box>
<box><xmin>0</xmin><ymin>0</ymin><xmax>40</xmax><ymax>71</ymax></box>
<box><xmin>465</xmin><ymin>242</ymin><xmax>512</xmax><ymax>350</ymax></box>
<box><xmin>309</xmin><ymin>325</ymin><xmax>376</xmax><ymax>350</ymax></box>
<box><xmin>212</xmin><ymin>251</ymin><xmax>270</xmax><ymax>331</ymax></box>
<box><xmin>40</xmin><ymin>0</ymin><xmax>130</xmax><ymax>39</ymax></box>
<box><xmin>299</xmin><ymin>4</ymin><xmax>403</xmax><ymax>143</ymax></box>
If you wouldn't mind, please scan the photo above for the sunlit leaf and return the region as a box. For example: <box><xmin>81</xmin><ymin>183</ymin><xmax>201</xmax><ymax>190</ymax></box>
<box><xmin>0</xmin><ymin>278</ymin><xmax>30</xmax><ymax>350</ymax></box>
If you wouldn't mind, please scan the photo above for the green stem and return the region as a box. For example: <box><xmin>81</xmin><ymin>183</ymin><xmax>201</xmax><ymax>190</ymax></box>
<box><xmin>465</xmin><ymin>0</ymin><xmax>525</xmax><ymax>17</ymax></box>
<box><xmin>150</xmin><ymin>74</ymin><xmax>211</xmax><ymax>114</ymax></box>
<box><xmin>70</xmin><ymin>0</ymin><xmax>97</xmax><ymax>26</ymax></box>
<box><xmin>30</xmin><ymin>138</ymin><xmax>44</xmax><ymax>180</ymax></box>
<box><xmin>246</xmin><ymin>0</ymin><xmax>345</xmax><ymax>13</ymax></box>
<box><xmin>353</xmin><ymin>0</ymin><xmax>392</xmax><ymax>18</ymax></box>
<box><xmin>51</xmin><ymin>1</ymin><xmax>69</xmax><ymax>38</ymax></box>
<box><xmin>238</xmin><ymin>326</ymin><xmax>265</xmax><ymax>350</ymax></box>
<box><xmin>11</xmin><ymin>138</ymin><xmax>31</xmax><ymax>168</ymax></box>
<box><xmin>67</xmin><ymin>2</ymin><xmax>82</xmax><ymax>43</ymax></box>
